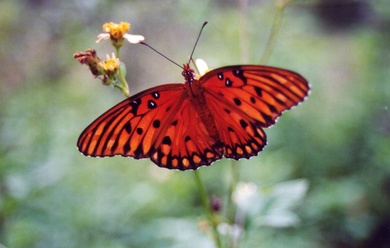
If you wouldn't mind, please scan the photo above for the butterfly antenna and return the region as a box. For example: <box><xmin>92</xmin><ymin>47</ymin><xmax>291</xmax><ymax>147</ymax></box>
<box><xmin>140</xmin><ymin>41</ymin><xmax>183</xmax><ymax>69</ymax></box>
<box><xmin>188</xmin><ymin>21</ymin><xmax>208</xmax><ymax>65</ymax></box>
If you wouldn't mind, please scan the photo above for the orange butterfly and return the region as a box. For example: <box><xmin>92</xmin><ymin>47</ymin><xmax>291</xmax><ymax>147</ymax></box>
<box><xmin>78</xmin><ymin>63</ymin><xmax>309</xmax><ymax>170</ymax></box>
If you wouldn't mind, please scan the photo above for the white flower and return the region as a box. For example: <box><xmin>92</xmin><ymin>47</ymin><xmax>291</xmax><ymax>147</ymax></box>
<box><xmin>195</xmin><ymin>59</ymin><xmax>209</xmax><ymax>76</ymax></box>
<box><xmin>96</xmin><ymin>22</ymin><xmax>144</xmax><ymax>44</ymax></box>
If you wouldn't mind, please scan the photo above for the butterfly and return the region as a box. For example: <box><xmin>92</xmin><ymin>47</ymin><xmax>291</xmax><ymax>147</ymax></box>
<box><xmin>77</xmin><ymin>63</ymin><xmax>309</xmax><ymax>170</ymax></box>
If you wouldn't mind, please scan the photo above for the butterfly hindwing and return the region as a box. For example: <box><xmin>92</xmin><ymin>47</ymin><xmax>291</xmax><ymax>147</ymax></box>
<box><xmin>149</xmin><ymin>98</ymin><xmax>223</xmax><ymax>170</ymax></box>
<box><xmin>205</xmin><ymin>94</ymin><xmax>267</xmax><ymax>159</ymax></box>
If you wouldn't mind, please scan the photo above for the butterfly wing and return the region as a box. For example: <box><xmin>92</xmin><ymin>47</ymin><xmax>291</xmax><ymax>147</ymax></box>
<box><xmin>199</xmin><ymin>65</ymin><xmax>309</xmax><ymax>159</ymax></box>
<box><xmin>78</xmin><ymin>65</ymin><xmax>309</xmax><ymax>169</ymax></box>
<box><xmin>77</xmin><ymin>84</ymin><xmax>223</xmax><ymax>170</ymax></box>
<box><xmin>78</xmin><ymin>84</ymin><xmax>183</xmax><ymax>159</ymax></box>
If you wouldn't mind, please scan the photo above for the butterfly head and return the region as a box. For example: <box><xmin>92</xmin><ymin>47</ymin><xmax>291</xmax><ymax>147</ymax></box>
<box><xmin>182</xmin><ymin>63</ymin><xmax>196</xmax><ymax>84</ymax></box>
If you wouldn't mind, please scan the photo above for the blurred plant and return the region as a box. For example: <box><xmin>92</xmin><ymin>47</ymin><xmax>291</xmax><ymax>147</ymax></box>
<box><xmin>220</xmin><ymin>179</ymin><xmax>308</xmax><ymax>247</ymax></box>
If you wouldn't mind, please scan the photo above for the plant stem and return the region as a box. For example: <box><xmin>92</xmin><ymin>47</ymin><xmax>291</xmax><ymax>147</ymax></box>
<box><xmin>259</xmin><ymin>4</ymin><xmax>285</xmax><ymax>64</ymax></box>
<box><xmin>115</xmin><ymin>46</ymin><xmax>130</xmax><ymax>98</ymax></box>
<box><xmin>193</xmin><ymin>170</ymin><xmax>222</xmax><ymax>248</ymax></box>
<box><xmin>226</xmin><ymin>161</ymin><xmax>240</xmax><ymax>248</ymax></box>
<box><xmin>239</xmin><ymin>0</ymin><xmax>249</xmax><ymax>63</ymax></box>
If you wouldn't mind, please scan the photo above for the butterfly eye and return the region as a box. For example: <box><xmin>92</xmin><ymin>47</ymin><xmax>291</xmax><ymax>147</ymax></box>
<box><xmin>217</xmin><ymin>72</ymin><xmax>223</xmax><ymax>80</ymax></box>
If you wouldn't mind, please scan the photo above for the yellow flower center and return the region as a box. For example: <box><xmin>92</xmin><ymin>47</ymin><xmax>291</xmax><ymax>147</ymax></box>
<box><xmin>102</xmin><ymin>22</ymin><xmax>130</xmax><ymax>39</ymax></box>
<box><xmin>102</xmin><ymin>58</ymin><xmax>120</xmax><ymax>72</ymax></box>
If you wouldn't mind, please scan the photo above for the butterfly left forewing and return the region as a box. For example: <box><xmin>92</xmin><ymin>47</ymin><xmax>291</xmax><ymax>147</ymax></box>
<box><xmin>78</xmin><ymin>83</ymin><xmax>224</xmax><ymax>170</ymax></box>
<box><xmin>77</xmin><ymin>84</ymin><xmax>185</xmax><ymax>159</ymax></box>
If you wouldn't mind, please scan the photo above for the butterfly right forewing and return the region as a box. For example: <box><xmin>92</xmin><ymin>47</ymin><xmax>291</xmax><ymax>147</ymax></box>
<box><xmin>199</xmin><ymin>65</ymin><xmax>309</xmax><ymax>160</ymax></box>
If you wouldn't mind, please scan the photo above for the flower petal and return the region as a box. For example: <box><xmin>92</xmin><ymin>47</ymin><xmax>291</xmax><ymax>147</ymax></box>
<box><xmin>96</xmin><ymin>33</ymin><xmax>110</xmax><ymax>43</ymax></box>
<box><xmin>196</xmin><ymin>59</ymin><xmax>209</xmax><ymax>76</ymax></box>
<box><xmin>124</xmin><ymin>34</ymin><xmax>145</xmax><ymax>44</ymax></box>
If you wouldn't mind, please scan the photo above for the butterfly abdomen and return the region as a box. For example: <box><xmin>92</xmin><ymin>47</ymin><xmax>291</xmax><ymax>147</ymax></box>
<box><xmin>186</xmin><ymin>79</ymin><xmax>221</xmax><ymax>143</ymax></box>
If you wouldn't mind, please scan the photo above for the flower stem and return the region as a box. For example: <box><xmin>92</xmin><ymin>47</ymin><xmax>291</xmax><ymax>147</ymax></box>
<box><xmin>193</xmin><ymin>170</ymin><xmax>222</xmax><ymax>248</ymax></box>
<box><xmin>115</xmin><ymin>46</ymin><xmax>131</xmax><ymax>97</ymax></box>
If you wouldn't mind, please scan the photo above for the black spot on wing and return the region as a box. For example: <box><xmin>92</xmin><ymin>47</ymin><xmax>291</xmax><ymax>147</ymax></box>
<box><xmin>124</xmin><ymin>122</ymin><xmax>131</xmax><ymax>134</ymax></box>
<box><xmin>148</xmin><ymin>100</ymin><xmax>157</xmax><ymax>109</ymax></box>
<box><xmin>261</xmin><ymin>113</ymin><xmax>274</xmax><ymax>125</ymax></box>
<box><xmin>123</xmin><ymin>142</ymin><xmax>131</xmax><ymax>155</ymax></box>
<box><xmin>239</xmin><ymin>119</ymin><xmax>248</xmax><ymax>128</ymax></box>
<box><xmin>152</xmin><ymin>92</ymin><xmax>160</xmax><ymax>99</ymax></box>
<box><xmin>254</xmin><ymin>86</ymin><xmax>262</xmax><ymax>97</ymax></box>
<box><xmin>133</xmin><ymin>142</ymin><xmax>144</xmax><ymax>157</ymax></box>
<box><xmin>232</xmin><ymin>69</ymin><xmax>246</xmax><ymax>83</ymax></box>
<box><xmin>233</xmin><ymin>98</ymin><xmax>242</xmax><ymax>106</ymax></box>
<box><xmin>225</xmin><ymin>78</ymin><xmax>233</xmax><ymax>87</ymax></box>
<box><xmin>129</xmin><ymin>98</ymin><xmax>141</xmax><ymax>115</ymax></box>
<box><xmin>269</xmin><ymin>105</ymin><xmax>278</xmax><ymax>114</ymax></box>
<box><xmin>162</xmin><ymin>136</ymin><xmax>172</xmax><ymax>145</ymax></box>
<box><xmin>153</xmin><ymin>120</ymin><xmax>161</xmax><ymax>128</ymax></box>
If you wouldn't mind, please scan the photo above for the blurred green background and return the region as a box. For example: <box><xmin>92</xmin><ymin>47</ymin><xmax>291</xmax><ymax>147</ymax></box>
<box><xmin>1</xmin><ymin>0</ymin><xmax>389</xmax><ymax>247</ymax></box>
